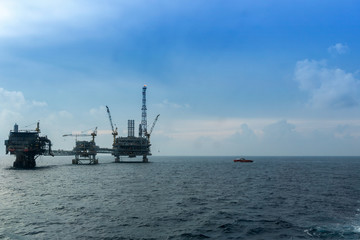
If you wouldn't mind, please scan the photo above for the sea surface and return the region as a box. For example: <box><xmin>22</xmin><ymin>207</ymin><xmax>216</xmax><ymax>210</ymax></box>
<box><xmin>1</xmin><ymin>155</ymin><xmax>360</xmax><ymax>239</ymax></box>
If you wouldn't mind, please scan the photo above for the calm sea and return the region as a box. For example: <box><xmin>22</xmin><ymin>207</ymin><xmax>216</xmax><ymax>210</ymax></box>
<box><xmin>1</xmin><ymin>155</ymin><xmax>360</xmax><ymax>239</ymax></box>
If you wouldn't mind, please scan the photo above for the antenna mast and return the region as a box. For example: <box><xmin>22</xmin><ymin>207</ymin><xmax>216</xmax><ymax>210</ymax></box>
<box><xmin>141</xmin><ymin>85</ymin><xmax>147</xmax><ymax>137</ymax></box>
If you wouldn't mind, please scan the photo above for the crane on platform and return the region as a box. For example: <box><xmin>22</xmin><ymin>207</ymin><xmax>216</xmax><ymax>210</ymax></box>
<box><xmin>91</xmin><ymin>127</ymin><xmax>97</xmax><ymax>142</ymax></box>
<box><xmin>106</xmin><ymin>106</ymin><xmax>118</xmax><ymax>144</ymax></box>
<box><xmin>145</xmin><ymin>114</ymin><xmax>160</xmax><ymax>141</ymax></box>
<box><xmin>63</xmin><ymin>127</ymin><xmax>98</xmax><ymax>142</ymax></box>
<box><xmin>62</xmin><ymin>127</ymin><xmax>99</xmax><ymax>165</ymax></box>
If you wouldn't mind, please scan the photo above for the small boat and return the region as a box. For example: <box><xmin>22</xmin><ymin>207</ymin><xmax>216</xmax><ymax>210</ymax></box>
<box><xmin>234</xmin><ymin>158</ymin><xmax>253</xmax><ymax>163</ymax></box>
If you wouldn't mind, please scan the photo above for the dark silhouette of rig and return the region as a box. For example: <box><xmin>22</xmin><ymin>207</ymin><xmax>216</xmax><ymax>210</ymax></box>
<box><xmin>62</xmin><ymin>127</ymin><xmax>99</xmax><ymax>165</ymax></box>
<box><xmin>4</xmin><ymin>122</ymin><xmax>53</xmax><ymax>168</ymax></box>
<box><xmin>4</xmin><ymin>85</ymin><xmax>159</xmax><ymax>168</ymax></box>
<box><xmin>106</xmin><ymin>85</ymin><xmax>159</xmax><ymax>163</ymax></box>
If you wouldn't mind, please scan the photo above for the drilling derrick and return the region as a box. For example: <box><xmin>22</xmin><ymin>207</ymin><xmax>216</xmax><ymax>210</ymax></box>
<box><xmin>109</xmin><ymin>85</ymin><xmax>159</xmax><ymax>163</ymax></box>
<box><xmin>141</xmin><ymin>85</ymin><xmax>147</xmax><ymax>137</ymax></box>
<box><xmin>4</xmin><ymin>122</ymin><xmax>54</xmax><ymax>168</ymax></box>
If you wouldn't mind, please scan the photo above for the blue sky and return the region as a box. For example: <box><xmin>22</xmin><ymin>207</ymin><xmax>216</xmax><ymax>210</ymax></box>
<box><xmin>1</xmin><ymin>0</ymin><xmax>360</xmax><ymax>156</ymax></box>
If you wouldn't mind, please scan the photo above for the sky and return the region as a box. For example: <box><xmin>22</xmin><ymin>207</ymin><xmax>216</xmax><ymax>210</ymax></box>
<box><xmin>1</xmin><ymin>0</ymin><xmax>360</xmax><ymax>156</ymax></box>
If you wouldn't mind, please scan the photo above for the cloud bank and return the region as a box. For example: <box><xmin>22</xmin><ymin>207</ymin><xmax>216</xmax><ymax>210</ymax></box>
<box><xmin>0</xmin><ymin>88</ymin><xmax>26</xmax><ymax>109</ymax></box>
<box><xmin>294</xmin><ymin>59</ymin><xmax>360</xmax><ymax>109</ymax></box>
<box><xmin>153</xmin><ymin>118</ymin><xmax>360</xmax><ymax>156</ymax></box>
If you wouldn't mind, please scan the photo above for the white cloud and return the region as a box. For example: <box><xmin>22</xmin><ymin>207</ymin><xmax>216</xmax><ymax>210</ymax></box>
<box><xmin>153</xmin><ymin>117</ymin><xmax>360</xmax><ymax>156</ymax></box>
<box><xmin>32</xmin><ymin>100</ymin><xmax>47</xmax><ymax>107</ymax></box>
<box><xmin>0</xmin><ymin>87</ymin><xmax>26</xmax><ymax>109</ymax></box>
<box><xmin>0</xmin><ymin>109</ymin><xmax>22</xmax><ymax>127</ymax></box>
<box><xmin>0</xmin><ymin>0</ymin><xmax>115</xmax><ymax>38</ymax></box>
<box><xmin>0</xmin><ymin>87</ymin><xmax>51</xmax><ymax>151</ymax></box>
<box><xmin>262</xmin><ymin>120</ymin><xmax>296</xmax><ymax>139</ymax></box>
<box><xmin>89</xmin><ymin>105</ymin><xmax>106</xmax><ymax>116</ymax></box>
<box><xmin>294</xmin><ymin>59</ymin><xmax>360</xmax><ymax>109</ymax></box>
<box><xmin>157</xmin><ymin>99</ymin><xmax>190</xmax><ymax>109</ymax></box>
<box><xmin>0</xmin><ymin>87</ymin><xmax>49</xmax><ymax>110</ymax></box>
<box><xmin>328</xmin><ymin>43</ymin><xmax>349</xmax><ymax>55</ymax></box>
<box><xmin>58</xmin><ymin>110</ymin><xmax>73</xmax><ymax>119</ymax></box>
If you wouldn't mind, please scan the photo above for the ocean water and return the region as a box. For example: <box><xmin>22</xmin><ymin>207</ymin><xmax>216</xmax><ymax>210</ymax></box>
<box><xmin>1</xmin><ymin>155</ymin><xmax>360</xmax><ymax>239</ymax></box>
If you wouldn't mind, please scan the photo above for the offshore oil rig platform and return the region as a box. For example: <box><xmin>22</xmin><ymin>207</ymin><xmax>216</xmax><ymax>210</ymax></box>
<box><xmin>4</xmin><ymin>85</ymin><xmax>159</xmax><ymax>168</ymax></box>
<box><xmin>106</xmin><ymin>85</ymin><xmax>159</xmax><ymax>163</ymax></box>
<box><xmin>62</xmin><ymin>127</ymin><xmax>99</xmax><ymax>165</ymax></box>
<box><xmin>4</xmin><ymin>122</ymin><xmax>54</xmax><ymax>168</ymax></box>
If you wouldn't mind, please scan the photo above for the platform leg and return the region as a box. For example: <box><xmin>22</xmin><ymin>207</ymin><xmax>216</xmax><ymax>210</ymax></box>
<box><xmin>13</xmin><ymin>154</ymin><xmax>36</xmax><ymax>169</ymax></box>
